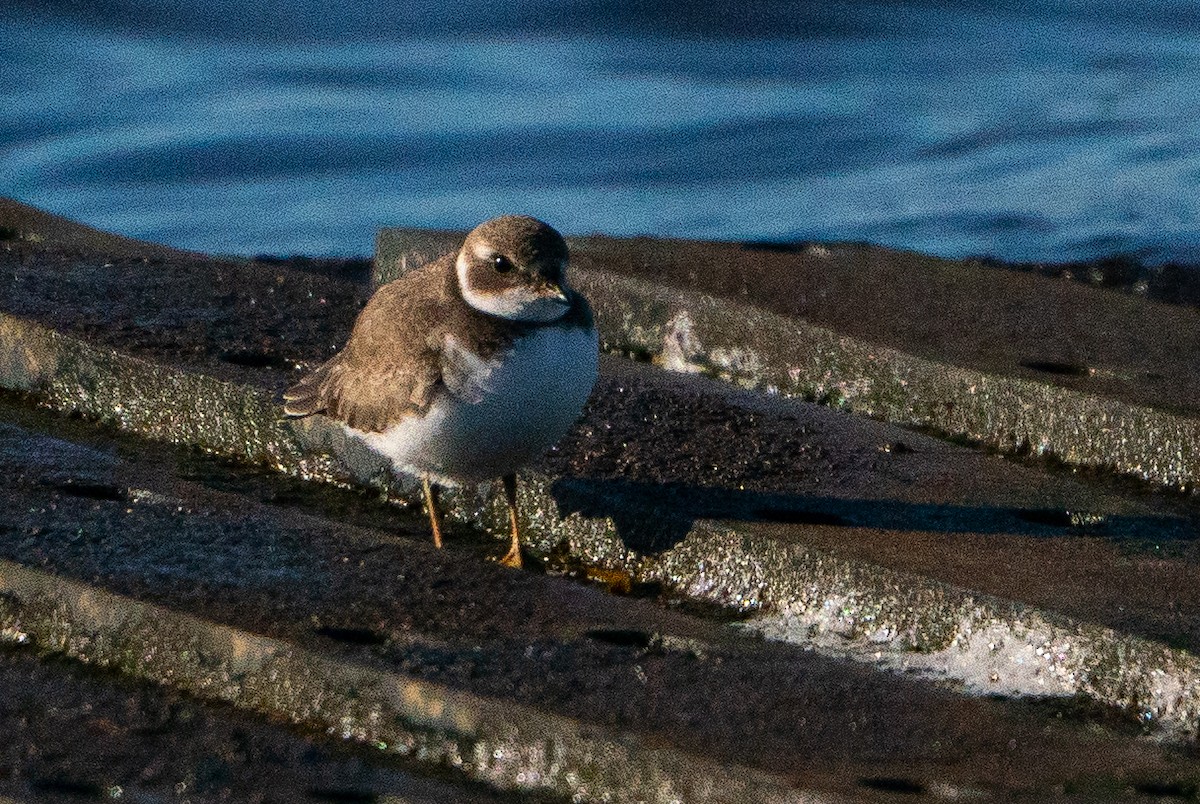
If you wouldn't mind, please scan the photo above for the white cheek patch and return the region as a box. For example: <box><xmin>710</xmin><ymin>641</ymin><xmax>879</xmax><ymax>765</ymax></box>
<box><xmin>457</xmin><ymin>252</ymin><xmax>569</xmax><ymax>322</ymax></box>
<box><xmin>468</xmin><ymin>287</ymin><xmax>569</xmax><ymax>322</ymax></box>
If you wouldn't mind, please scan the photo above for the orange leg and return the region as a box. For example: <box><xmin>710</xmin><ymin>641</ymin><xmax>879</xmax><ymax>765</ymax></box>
<box><xmin>498</xmin><ymin>473</ymin><xmax>523</xmax><ymax>568</ymax></box>
<box><xmin>421</xmin><ymin>476</ymin><xmax>444</xmax><ymax>549</ymax></box>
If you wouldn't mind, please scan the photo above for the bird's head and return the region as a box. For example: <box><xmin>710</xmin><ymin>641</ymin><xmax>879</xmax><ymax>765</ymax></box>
<box><xmin>456</xmin><ymin>215</ymin><xmax>573</xmax><ymax>322</ymax></box>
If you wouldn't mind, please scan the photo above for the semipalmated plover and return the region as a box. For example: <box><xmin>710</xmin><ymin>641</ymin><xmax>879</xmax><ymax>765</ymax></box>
<box><xmin>284</xmin><ymin>215</ymin><xmax>598</xmax><ymax>567</ymax></box>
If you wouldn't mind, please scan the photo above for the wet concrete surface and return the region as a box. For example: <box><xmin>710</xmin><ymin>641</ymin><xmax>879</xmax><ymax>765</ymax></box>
<box><xmin>2</xmin><ymin>395</ymin><xmax>1200</xmax><ymax>801</ymax></box>
<box><xmin>578</xmin><ymin>236</ymin><xmax>1200</xmax><ymax>415</ymax></box>
<box><xmin>0</xmin><ymin>641</ymin><xmax>511</xmax><ymax>804</ymax></box>
<box><xmin>4</xmin><ymin>201</ymin><xmax>1200</xmax><ymax>798</ymax></box>
<box><xmin>5</xmin><ymin>220</ymin><xmax>1200</xmax><ymax>657</ymax></box>
<box><xmin>549</xmin><ymin>361</ymin><xmax>1200</xmax><ymax>654</ymax></box>
<box><xmin>0</xmin><ymin>201</ymin><xmax>370</xmax><ymax>391</ymax></box>
<box><xmin>378</xmin><ymin>228</ymin><xmax>1200</xmax><ymax>491</ymax></box>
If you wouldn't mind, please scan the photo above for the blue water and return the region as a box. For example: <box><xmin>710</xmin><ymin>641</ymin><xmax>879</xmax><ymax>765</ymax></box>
<box><xmin>4</xmin><ymin>2</ymin><xmax>1200</xmax><ymax>262</ymax></box>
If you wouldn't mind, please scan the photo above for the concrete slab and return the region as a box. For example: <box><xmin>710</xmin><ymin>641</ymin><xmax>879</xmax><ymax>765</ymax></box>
<box><xmin>1</xmin><ymin>394</ymin><xmax>1198</xmax><ymax>801</ymax></box>
<box><xmin>0</xmin><ymin>197</ymin><xmax>196</xmax><ymax>261</ymax></box>
<box><xmin>0</xmin><ymin>636</ymin><xmax>505</xmax><ymax>804</ymax></box>
<box><xmin>0</xmin><ymin>561</ymin><xmax>811</xmax><ymax>804</ymax></box>
<box><xmin>5</xmin><ymin>200</ymin><xmax>1200</xmax><ymax>798</ymax></box>
<box><xmin>377</xmin><ymin>228</ymin><xmax>1200</xmax><ymax>490</ymax></box>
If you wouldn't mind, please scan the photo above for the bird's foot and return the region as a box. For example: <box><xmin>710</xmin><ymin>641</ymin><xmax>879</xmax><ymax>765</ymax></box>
<box><xmin>497</xmin><ymin>544</ymin><xmax>524</xmax><ymax>569</ymax></box>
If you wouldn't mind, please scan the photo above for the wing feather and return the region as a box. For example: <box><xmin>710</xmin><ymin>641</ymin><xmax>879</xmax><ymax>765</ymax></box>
<box><xmin>282</xmin><ymin>255</ymin><xmax>518</xmax><ymax>433</ymax></box>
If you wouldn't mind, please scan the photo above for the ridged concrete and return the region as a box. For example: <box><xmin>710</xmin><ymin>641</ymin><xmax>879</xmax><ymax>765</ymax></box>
<box><xmin>377</xmin><ymin>228</ymin><xmax>1200</xmax><ymax>492</ymax></box>
<box><xmin>3</xmin><ymin>302</ymin><xmax>1200</xmax><ymax>741</ymax></box>
<box><xmin>0</xmin><ymin>559</ymin><xmax>814</xmax><ymax>804</ymax></box>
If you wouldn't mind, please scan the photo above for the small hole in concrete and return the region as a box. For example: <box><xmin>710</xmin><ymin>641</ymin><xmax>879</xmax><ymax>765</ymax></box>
<box><xmin>859</xmin><ymin>777</ymin><xmax>925</xmax><ymax>795</ymax></box>
<box><xmin>627</xmin><ymin>581</ymin><xmax>666</xmax><ymax>599</ymax></box>
<box><xmin>1020</xmin><ymin>360</ymin><xmax>1090</xmax><ymax>377</ymax></box>
<box><xmin>1132</xmin><ymin>781</ymin><xmax>1197</xmax><ymax>799</ymax></box>
<box><xmin>621</xmin><ymin>346</ymin><xmax>654</xmax><ymax>363</ymax></box>
<box><xmin>31</xmin><ymin>777</ymin><xmax>107</xmax><ymax>797</ymax></box>
<box><xmin>308</xmin><ymin>789</ymin><xmax>379</xmax><ymax>803</ymax></box>
<box><xmin>584</xmin><ymin>628</ymin><xmax>653</xmax><ymax>649</ymax></box>
<box><xmin>47</xmin><ymin>481</ymin><xmax>126</xmax><ymax>503</ymax></box>
<box><xmin>753</xmin><ymin>508</ymin><xmax>849</xmax><ymax>526</ymax></box>
<box><xmin>314</xmin><ymin>626</ymin><xmax>387</xmax><ymax>646</ymax></box>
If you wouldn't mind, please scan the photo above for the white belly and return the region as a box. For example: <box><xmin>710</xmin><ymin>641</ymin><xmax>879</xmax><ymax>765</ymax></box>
<box><xmin>354</xmin><ymin>326</ymin><xmax>598</xmax><ymax>485</ymax></box>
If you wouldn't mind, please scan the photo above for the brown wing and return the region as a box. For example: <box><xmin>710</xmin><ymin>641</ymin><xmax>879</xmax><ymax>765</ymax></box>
<box><xmin>282</xmin><ymin>255</ymin><xmax>519</xmax><ymax>433</ymax></box>
<box><xmin>281</xmin><ymin>349</ymin><xmax>442</xmax><ymax>433</ymax></box>
<box><xmin>283</xmin><ymin>260</ymin><xmax>451</xmax><ymax>433</ymax></box>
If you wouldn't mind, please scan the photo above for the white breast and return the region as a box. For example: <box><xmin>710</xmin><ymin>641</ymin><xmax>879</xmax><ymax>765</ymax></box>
<box><xmin>354</xmin><ymin>325</ymin><xmax>598</xmax><ymax>485</ymax></box>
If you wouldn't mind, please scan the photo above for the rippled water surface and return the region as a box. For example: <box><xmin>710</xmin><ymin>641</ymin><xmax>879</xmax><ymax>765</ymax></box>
<box><xmin>3</xmin><ymin>1</ymin><xmax>1200</xmax><ymax>261</ymax></box>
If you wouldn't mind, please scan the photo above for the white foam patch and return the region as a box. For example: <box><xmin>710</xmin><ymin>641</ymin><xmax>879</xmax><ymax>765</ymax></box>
<box><xmin>740</xmin><ymin>597</ymin><xmax>1200</xmax><ymax>738</ymax></box>
<box><xmin>747</xmin><ymin>603</ymin><xmax>1078</xmax><ymax>698</ymax></box>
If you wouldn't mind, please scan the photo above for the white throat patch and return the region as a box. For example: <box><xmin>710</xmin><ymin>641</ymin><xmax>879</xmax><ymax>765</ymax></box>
<box><xmin>456</xmin><ymin>252</ymin><xmax>569</xmax><ymax>322</ymax></box>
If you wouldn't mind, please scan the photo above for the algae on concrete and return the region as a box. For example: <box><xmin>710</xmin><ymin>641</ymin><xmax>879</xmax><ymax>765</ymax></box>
<box><xmin>0</xmin><ymin>313</ymin><xmax>303</xmax><ymax>472</ymax></box>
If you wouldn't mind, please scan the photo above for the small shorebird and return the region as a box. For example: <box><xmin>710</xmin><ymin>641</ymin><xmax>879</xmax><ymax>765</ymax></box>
<box><xmin>283</xmin><ymin>215</ymin><xmax>598</xmax><ymax>567</ymax></box>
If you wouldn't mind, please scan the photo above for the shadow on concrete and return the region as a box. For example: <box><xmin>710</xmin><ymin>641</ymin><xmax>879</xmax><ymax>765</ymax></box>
<box><xmin>550</xmin><ymin>476</ymin><xmax>1197</xmax><ymax>556</ymax></box>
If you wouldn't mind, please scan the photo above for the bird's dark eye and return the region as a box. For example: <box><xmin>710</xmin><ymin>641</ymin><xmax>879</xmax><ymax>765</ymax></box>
<box><xmin>492</xmin><ymin>255</ymin><xmax>513</xmax><ymax>273</ymax></box>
